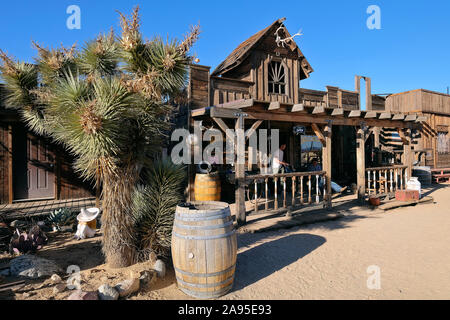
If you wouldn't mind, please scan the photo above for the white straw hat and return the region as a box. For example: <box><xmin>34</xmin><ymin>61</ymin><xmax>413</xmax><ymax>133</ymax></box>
<box><xmin>77</xmin><ymin>208</ymin><xmax>100</xmax><ymax>222</ymax></box>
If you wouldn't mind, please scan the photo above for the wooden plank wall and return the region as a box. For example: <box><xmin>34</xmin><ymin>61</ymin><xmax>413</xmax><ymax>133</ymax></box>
<box><xmin>57</xmin><ymin>147</ymin><xmax>95</xmax><ymax>200</ymax></box>
<box><xmin>189</xmin><ymin>65</ymin><xmax>210</xmax><ymax>108</ymax></box>
<box><xmin>0</xmin><ymin>123</ymin><xmax>11</xmax><ymax>204</ymax></box>
<box><xmin>422</xmin><ymin>90</ymin><xmax>450</xmax><ymax>114</ymax></box>
<box><xmin>251</xmin><ymin>51</ymin><xmax>300</xmax><ymax>105</ymax></box>
<box><xmin>385</xmin><ymin>90</ymin><xmax>422</xmax><ymax>113</ymax></box>
<box><xmin>210</xmin><ymin>77</ymin><xmax>252</xmax><ymax>105</ymax></box>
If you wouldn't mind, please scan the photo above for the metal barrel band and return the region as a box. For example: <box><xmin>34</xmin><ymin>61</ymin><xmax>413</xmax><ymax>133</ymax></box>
<box><xmin>175</xmin><ymin>209</ymin><xmax>229</xmax><ymax>218</ymax></box>
<box><xmin>175</xmin><ymin>211</ymin><xmax>231</xmax><ymax>221</ymax></box>
<box><xmin>179</xmin><ymin>284</ymin><xmax>234</xmax><ymax>299</ymax></box>
<box><xmin>175</xmin><ymin>265</ymin><xmax>235</xmax><ymax>278</ymax></box>
<box><xmin>173</xmin><ymin>230</ymin><xmax>235</xmax><ymax>241</ymax></box>
<box><xmin>174</xmin><ymin>220</ymin><xmax>234</xmax><ymax>230</ymax></box>
<box><xmin>176</xmin><ymin>275</ymin><xmax>235</xmax><ymax>289</ymax></box>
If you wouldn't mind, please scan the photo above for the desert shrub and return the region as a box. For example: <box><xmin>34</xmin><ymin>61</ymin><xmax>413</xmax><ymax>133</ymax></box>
<box><xmin>131</xmin><ymin>158</ymin><xmax>185</xmax><ymax>261</ymax></box>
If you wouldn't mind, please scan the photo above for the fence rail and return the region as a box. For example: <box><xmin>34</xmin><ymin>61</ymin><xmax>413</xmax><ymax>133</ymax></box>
<box><xmin>244</xmin><ymin>171</ymin><xmax>327</xmax><ymax>213</ymax></box>
<box><xmin>365</xmin><ymin>165</ymin><xmax>408</xmax><ymax>195</ymax></box>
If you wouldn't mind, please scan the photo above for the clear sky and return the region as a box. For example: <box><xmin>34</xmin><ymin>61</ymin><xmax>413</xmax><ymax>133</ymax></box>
<box><xmin>1</xmin><ymin>0</ymin><xmax>449</xmax><ymax>96</ymax></box>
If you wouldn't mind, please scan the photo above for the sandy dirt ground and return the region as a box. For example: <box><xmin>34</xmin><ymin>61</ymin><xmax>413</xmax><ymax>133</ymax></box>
<box><xmin>1</xmin><ymin>185</ymin><xmax>449</xmax><ymax>300</ymax></box>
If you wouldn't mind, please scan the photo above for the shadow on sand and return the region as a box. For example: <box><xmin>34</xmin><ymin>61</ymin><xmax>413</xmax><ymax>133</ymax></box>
<box><xmin>232</xmin><ymin>233</ymin><xmax>326</xmax><ymax>291</ymax></box>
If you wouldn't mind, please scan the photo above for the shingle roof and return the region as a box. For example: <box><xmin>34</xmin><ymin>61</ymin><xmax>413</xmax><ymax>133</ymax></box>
<box><xmin>211</xmin><ymin>18</ymin><xmax>313</xmax><ymax>78</ymax></box>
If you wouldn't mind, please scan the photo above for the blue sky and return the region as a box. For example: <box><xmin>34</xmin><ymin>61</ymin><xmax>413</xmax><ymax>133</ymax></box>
<box><xmin>1</xmin><ymin>0</ymin><xmax>449</xmax><ymax>96</ymax></box>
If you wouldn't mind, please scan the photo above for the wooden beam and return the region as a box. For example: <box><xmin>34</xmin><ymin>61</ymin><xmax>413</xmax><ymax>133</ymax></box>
<box><xmin>331</xmin><ymin>108</ymin><xmax>344</xmax><ymax>117</ymax></box>
<box><xmin>365</xmin><ymin>127</ymin><xmax>375</xmax><ymax>143</ymax></box>
<box><xmin>290</xmin><ymin>104</ymin><xmax>305</xmax><ymax>113</ymax></box>
<box><xmin>268</xmin><ymin>101</ymin><xmax>280</xmax><ymax>110</ymax></box>
<box><xmin>397</xmin><ymin>128</ymin><xmax>409</xmax><ymax>145</ymax></box>
<box><xmin>218</xmin><ymin>98</ymin><xmax>254</xmax><ymax>109</ymax></box>
<box><xmin>311</xmin><ymin>123</ymin><xmax>326</xmax><ymax>145</ymax></box>
<box><xmin>392</xmin><ymin>114</ymin><xmax>405</xmax><ymax>121</ymax></box>
<box><xmin>245</xmin><ymin>120</ymin><xmax>263</xmax><ymax>141</ymax></box>
<box><xmin>348</xmin><ymin>110</ymin><xmax>361</xmax><ymax>118</ymax></box>
<box><xmin>404</xmin><ymin>115</ymin><xmax>417</xmax><ymax>122</ymax></box>
<box><xmin>312</xmin><ymin>106</ymin><xmax>325</xmax><ymax>114</ymax></box>
<box><xmin>356</xmin><ymin>128</ymin><xmax>366</xmax><ymax>204</ymax></box>
<box><xmin>403</xmin><ymin>129</ymin><xmax>413</xmax><ymax>178</ymax></box>
<box><xmin>209</xmin><ymin>107</ymin><xmax>421</xmax><ymax>129</ymax></box>
<box><xmin>416</xmin><ymin>116</ymin><xmax>428</xmax><ymax>122</ymax></box>
<box><xmin>235</xmin><ymin>115</ymin><xmax>246</xmax><ymax>226</ymax></box>
<box><xmin>379</xmin><ymin>112</ymin><xmax>392</xmax><ymax>120</ymax></box>
<box><xmin>212</xmin><ymin>117</ymin><xmax>235</xmax><ymax>143</ymax></box>
<box><xmin>364</xmin><ymin>111</ymin><xmax>377</xmax><ymax>119</ymax></box>
<box><xmin>322</xmin><ymin>123</ymin><xmax>332</xmax><ymax>208</ymax></box>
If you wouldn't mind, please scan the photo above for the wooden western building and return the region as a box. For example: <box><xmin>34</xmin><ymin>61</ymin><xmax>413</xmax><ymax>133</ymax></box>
<box><xmin>184</xmin><ymin>18</ymin><xmax>428</xmax><ymax>225</ymax></box>
<box><xmin>385</xmin><ymin>89</ymin><xmax>450</xmax><ymax>169</ymax></box>
<box><xmin>0</xmin><ymin>85</ymin><xmax>95</xmax><ymax>205</ymax></box>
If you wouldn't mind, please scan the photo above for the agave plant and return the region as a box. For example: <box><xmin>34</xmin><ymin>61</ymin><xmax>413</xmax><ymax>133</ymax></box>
<box><xmin>0</xmin><ymin>7</ymin><xmax>199</xmax><ymax>268</ymax></box>
<box><xmin>47</xmin><ymin>208</ymin><xmax>77</xmax><ymax>231</ymax></box>
<box><xmin>131</xmin><ymin>158</ymin><xmax>186</xmax><ymax>261</ymax></box>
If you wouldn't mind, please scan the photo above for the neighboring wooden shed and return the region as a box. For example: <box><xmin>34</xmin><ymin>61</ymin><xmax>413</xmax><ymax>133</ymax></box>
<box><xmin>386</xmin><ymin>89</ymin><xmax>450</xmax><ymax>168</ymax></box>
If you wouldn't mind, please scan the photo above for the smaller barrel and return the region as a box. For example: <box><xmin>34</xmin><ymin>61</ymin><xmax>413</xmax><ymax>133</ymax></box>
<box><xmin>194</xmin><ymin>172</ymin><xmax>221</xmax><ymax>201</ymax></box>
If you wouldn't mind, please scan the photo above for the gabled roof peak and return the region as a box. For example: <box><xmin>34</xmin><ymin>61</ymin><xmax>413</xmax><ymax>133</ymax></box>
<box><xmin>211</xmin><ymin>18</ymin><xmax>313</xmax><ymax>79</ymax></box>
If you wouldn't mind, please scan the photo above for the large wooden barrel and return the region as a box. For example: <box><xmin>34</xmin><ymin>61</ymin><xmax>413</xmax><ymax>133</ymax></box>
<box><xmin>171</xmin><ymin>202</ymin><xmax>237</xmax><ymax>299</ymax></box>
<box><xmin>194</xmin><ymin>173</ymin><xmax>221</xmax><ymax>201</ymax></box>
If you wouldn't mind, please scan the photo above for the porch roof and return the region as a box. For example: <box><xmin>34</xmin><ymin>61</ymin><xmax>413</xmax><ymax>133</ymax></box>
<box><xmin>191</xmin><ymin>99</ymin><xmax>426</xmax><ymax>129</ymax></box>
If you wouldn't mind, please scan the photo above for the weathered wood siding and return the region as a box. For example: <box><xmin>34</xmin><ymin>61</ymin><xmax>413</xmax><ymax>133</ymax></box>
<box><xmin>56</xmin><ymin>147</ymin><xmax>95</xmax><ymax>200</ymax></box>
<box><xmin>385</xmin><ymin>89</ymin><xmax>450</xmax><ymax>168</ymax></box>
<box><xmin>0</xmin><ymin>123</ymin><xmax>11</xmax><ymax>204</ymax></box>
<box><xmin>210</xmin><ymin>77</ymin><xmax>252</xmax><ymax>105</ymax></box>
<box><xmin>189</xmin><ymin>65</ymin><xmax>210</xmax><ymax>108</ymax></box>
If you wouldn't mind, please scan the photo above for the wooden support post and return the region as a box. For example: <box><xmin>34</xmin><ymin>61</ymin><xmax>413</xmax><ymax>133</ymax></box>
<box><xmin>365</xmin><ymin>77</ymin><xmax>372</xmax><ymax>110</ymax></box>
<box><xmin>403</xmin><ymin>129</ymin><xmax>413</xmax><ymax>179</ymax></box>
<box><xmin>235</xmin><ymin>114</ymin><xmax>246</xmax><ymax>225</ymax></box>
<box><xmin>322</xmin><ymin>123</ymin><xmax>332</xmax><ymax>208</ymax></box>
<box><xmin>355</xmin><ymin>75</ymin><xmax>361</xmax><ymax>109</ymax></box>
<box><xmin>356</xmin><ymin>127</ymin><xmax>366</xmax><ymax>204</ymax></box>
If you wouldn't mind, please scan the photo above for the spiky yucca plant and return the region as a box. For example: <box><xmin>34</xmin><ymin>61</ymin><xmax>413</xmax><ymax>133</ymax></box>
<box><xmin>0</xmin><ymin>7</ymin><xmax>199</xmax><ymax>268</ymax></box>
<box><xmin>132</xmin><ymin>158</ymin><xmax>186</xmax><ymax>260</ymax></box>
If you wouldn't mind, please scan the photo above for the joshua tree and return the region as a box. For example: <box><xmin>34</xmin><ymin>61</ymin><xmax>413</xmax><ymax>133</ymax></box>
<box><xmin>0</xmin><ymin>7</ymin><xmax>199</xmax><ymax>268</ymax></box>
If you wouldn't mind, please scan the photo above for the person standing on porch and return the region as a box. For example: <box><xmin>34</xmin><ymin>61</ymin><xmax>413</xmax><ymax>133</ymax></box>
<box><xmin>272</xmin><ymin>144</ymin><xmax>289</xmax><ymax>174</ymax></box>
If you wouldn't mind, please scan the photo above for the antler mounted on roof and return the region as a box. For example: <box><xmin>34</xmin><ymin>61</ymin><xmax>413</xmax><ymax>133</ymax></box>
<box><xmin>274</xmin><ymin>24</ymin><xmax>303</xmax><ymax>48</ymax></box>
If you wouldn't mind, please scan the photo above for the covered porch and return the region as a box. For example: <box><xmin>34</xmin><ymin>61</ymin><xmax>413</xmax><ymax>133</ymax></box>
<box><xmin>190</xmin><ymin>99</ymin><xmax>425</xmax><ymax>225</ymax></box>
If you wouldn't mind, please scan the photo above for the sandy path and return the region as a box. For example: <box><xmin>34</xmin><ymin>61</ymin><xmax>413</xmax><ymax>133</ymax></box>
<box><xmin>154</xmin><ymin>185</ymin><xmax>450</xmax><ymax>300</ymax></box>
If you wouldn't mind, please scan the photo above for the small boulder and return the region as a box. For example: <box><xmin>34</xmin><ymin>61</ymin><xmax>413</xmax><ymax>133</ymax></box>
<box><xmin>10</xmin><ymin>220</ymin><xmax>27</xmax><ymax>228</ymax></box>
<box><xmin>50</xmin><ymin>274</ymin><xmax>62</xmax><ymax>283</ymax></box>
<box><xmin>115</xmin><ymin>278</ymin><xmax>140</xmax><ymax>297</ymax></box>
<box><xmin>53</xmin><ymin>283</ymin><xmax>66</xmax><ymax>294</ymax></box>
<box><xmin>67</xmin><ymin>290</ymin><xmax>98</xmax><ymax>300</ymax></box>
<box><xmin>153</xmin><ymin>260</ymin><xmax>166</xmax><ymax>278</ymax></box>
<box><xmin>139</xmin><ymin>270</ymin><xmax>157</xmax><ymax>290</ymax></box>
<box><xmin>98</xmin><ymin>284</ymin><xmax>119</xmax><ymax>300</ymax></box>
<box><xmin>10</xmin><ymin>255</ymin><xmax>62</xmax><ymax>279</ymax></box>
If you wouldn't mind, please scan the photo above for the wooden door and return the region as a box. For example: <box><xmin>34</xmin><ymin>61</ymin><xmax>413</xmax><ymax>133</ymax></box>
<box><xmin>26</xmin><ymin>134</ymin><xmax>55</xmax><ymax>199</ymax></box>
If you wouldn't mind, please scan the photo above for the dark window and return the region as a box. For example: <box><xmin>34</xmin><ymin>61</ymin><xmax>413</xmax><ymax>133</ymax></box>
<box><xmin>268</xmin><ymin>61</ymin><xmax>286</xmax><ymax>94</ymax></box>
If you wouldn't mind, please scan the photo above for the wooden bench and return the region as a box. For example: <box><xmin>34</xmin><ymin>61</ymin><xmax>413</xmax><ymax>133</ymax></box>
<box><xmin>431</xmin><ymin>168</ymin><xmax>450</xmax><ymax>183</ymax></box>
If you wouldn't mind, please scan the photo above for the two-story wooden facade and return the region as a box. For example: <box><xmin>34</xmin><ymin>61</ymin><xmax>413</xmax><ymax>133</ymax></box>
<box><xmin>186</xmin><ymin>18</ymin><xmax>426</xmax><ymax>225</ymax></box>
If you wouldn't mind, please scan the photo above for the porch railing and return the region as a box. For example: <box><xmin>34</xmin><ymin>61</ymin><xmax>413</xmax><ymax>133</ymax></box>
<box><xmin>244</xmin><ymin>171</ymin><xmax>327</xmax><ymax>214</ymax></box>
<box><xmin>365</xmin><ymin>165</ymin><xmax>408</xmax><ymax>195</ymax></box>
